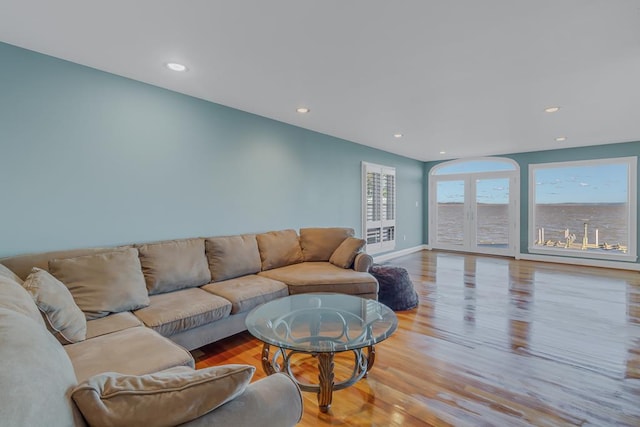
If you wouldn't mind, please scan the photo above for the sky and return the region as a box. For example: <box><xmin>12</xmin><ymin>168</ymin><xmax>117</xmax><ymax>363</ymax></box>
<box><xmin>437</xmin><ymin>179</ymin><xmax>510</xmax><ymax>204</ymax></box>
<box><xmin>435</xmin><ymin>160</ymin><xmax>513</xmax><ymax>204</ymax></box>
<box><xmin>534</xmin><ymin>163</ymin><xmax>628</xmax><ymax>204</ymax></box>
<box><xmin>435</xmin><ymin>160</ymin><xmax>629</xmax><ymax>204</ymax></box>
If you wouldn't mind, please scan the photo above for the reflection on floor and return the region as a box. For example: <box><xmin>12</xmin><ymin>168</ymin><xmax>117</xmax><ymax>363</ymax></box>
<box><xmin>195</xmin><ymin>250</ymin><xmax>640</xmax><ymax>426</ymax></box>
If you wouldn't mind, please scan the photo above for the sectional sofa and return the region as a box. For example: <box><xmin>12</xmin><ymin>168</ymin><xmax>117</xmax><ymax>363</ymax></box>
<box><xmin>0</xmin><ymin>227</ymin><xmax>377</xmax><ymax>426</ymax></box>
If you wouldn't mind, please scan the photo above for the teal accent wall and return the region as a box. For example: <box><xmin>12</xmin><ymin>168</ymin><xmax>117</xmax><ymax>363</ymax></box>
<box><xmin>0</xmin><ymin>42</ymin><xmax>424</xmax><ymax>258</ymax></box>
<box><xmin>425</xmin><ymin>141</ymin><xmax>640</xmax><ymax>265</ymax></box>
<box><xmin>4</xmin><ymin>40</ymin><xmax>635</xmax><ymax>263</ymax></box>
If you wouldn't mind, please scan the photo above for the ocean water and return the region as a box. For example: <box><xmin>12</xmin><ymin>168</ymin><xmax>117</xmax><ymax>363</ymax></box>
<box><xmin>435</xmin><ymin>203</ymin><xmax>628</xmax><ymax>247</ymax></box>
<box><xmin>534</xmin><ymin>203</ymin><xmax>628</xmax><ymax>246</ymax></box>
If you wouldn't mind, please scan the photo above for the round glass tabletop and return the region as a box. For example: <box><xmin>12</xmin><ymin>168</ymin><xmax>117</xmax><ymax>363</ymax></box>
<box><xmin>245</xmin><ymin>293</ymin><xmax>398</xmax><ymax>352</ymax></box>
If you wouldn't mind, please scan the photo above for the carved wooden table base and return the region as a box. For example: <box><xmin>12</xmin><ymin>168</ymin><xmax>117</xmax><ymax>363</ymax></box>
<box><xmin>261</xmin><ymin>343</ymin><xmax>375</xmax><ymax>413</ymax></box>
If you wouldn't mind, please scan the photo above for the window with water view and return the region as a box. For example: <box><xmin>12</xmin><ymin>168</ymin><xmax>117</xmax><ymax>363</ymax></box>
<box><xmin>430</xmin><ymin>158</ymin><xmax>518</xmax><ymax>256</ymax></box>
<box><xmin>529</xmin><ymin>157</ymin><xmax>637</xmax><ymax>261</ymax></box>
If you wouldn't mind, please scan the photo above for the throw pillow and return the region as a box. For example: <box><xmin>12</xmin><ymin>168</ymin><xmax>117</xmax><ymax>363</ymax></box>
<box><xmin>329</xmin><ymin>237</ymin><xmax>366</xmax><ymax>269</ymax></box>
<box><xmin>72</xmin><ymin>365</ymin><xmax>255</xmax><ymax>427</ymax></box>
<box><xmin>256</xmin><ymin>229</ymin><xmax>304</xmax><ymax>271</ymax></box>
<box><xmin>23</xmin><ymin>268</ymin><xmax>87</xmax><ymax>344</ymax></box>
<box><xmin>49</xmin><ymin>248</ymin><xmax>149</xmax><ymax>320</ymax></box>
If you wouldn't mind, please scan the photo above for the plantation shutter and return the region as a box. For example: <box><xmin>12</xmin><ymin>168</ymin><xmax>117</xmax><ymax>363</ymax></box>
<box><xmin>362</xmin><ymin>162</ymin><xmax>396</xmax><ymax>254</ymax></box>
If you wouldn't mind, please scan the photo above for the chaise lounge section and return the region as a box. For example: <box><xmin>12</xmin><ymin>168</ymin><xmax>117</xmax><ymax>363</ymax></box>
<box><xmin>0</xmin><ymin>266</ymin><xmax>303</xmax><ymax>427</ymax></box>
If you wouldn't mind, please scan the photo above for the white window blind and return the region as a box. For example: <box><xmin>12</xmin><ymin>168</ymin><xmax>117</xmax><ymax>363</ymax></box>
<box><xmin>362</xmin><ymin>162</ymin><xmax>396</xmax><ymax>254</ymax></box>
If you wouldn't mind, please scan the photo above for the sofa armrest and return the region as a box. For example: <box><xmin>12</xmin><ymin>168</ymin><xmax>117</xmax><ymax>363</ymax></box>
<box><xmin>179</xmin><ymin>373</ymin><xmax>303</xmax><ymax>427</ymax></box>
<box><xmin>353</xmin><ymin>253</ymin><xmax>373</xmax><ymax>272</ymax></box>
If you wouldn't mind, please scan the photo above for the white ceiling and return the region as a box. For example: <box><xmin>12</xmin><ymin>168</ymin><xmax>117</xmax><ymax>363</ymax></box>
<box><xmin>1</xmin><ymin>0</ymin><xmax>639</xmax><ymax>161</ymax></box>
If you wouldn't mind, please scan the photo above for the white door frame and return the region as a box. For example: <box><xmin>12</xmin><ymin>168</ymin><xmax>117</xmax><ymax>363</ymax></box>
<box><xmin>429</xmin><ymin>158</ymin><xmax>520</xmax><ymax>257</ymax></box>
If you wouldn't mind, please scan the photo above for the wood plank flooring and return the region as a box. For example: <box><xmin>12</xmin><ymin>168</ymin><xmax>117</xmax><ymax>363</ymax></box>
<box><xmin>194</xmin><ymin>250</ymin><xmax>640</xmax><ymax>426</ymax></box>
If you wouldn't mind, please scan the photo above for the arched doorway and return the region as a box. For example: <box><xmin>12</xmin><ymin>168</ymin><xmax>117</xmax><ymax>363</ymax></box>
<box><xmin>429</xmin><ymin>158</ymin><xmax>519</xmax><ymax>257</ymax></box>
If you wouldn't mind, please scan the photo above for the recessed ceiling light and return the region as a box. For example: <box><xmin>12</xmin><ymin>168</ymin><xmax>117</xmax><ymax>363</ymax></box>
<box><xmin>393</xmin><ymin>133</ymin><xmax>403</xmax><ymax>139</ymax></box>
<box><xmin>166</xmin><ymin>62</ymin><xmax>188</xmax><ymax>72</ymax></box>
<box><xmin>544</xmin><ymin>106</ymin><xmax>560</xmax><ymax>113</ymax></box>
<box><xmin>296</xmin><ymin>107</ymin><xmax>310</xmax><ymax>114</ymax></box>
<box><xmin>555</xmin><ymin>136</ymin><xmax>567</xmax><ymax>142</ymax></box>
<box><xmin>439</xmin><ymin>151</ymin><xmax>446</xmax><ymax>155</ymax></box>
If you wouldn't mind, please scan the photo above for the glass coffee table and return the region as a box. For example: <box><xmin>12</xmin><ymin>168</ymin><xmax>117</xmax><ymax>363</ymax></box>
<box><xmin>245</xmin><ymin>293</ymin><xmax>397</xmax><ymax>413</ymax></box>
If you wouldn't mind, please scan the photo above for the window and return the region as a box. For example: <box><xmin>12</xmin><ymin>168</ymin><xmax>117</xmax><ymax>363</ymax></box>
<box><xmin>362</xmin><ymin>162</ymin><xmax>396</xmax><ymax>254</ymax></box>
<box><xmin>528</xmin><ymin>157</ymin><xmax>637</xmax><ymax>261</ymax></box>
<box><xmin>429</xmin><ymin>157</ymin><xmax>519</xmax><ymax>256</ymax></box>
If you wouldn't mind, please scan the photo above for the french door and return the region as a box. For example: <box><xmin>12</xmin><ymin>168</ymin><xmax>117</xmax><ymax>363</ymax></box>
<box><xmin>429</xmin><ymin>171</ymin><xmax>518</xmax><ymax>256</ymax></box>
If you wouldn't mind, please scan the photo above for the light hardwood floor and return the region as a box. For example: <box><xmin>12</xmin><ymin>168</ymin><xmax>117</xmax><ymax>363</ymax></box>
<box><xmin>194</xmin><ymin>250</ymin><xmax>640</xmax><ymax>426</ymax></box>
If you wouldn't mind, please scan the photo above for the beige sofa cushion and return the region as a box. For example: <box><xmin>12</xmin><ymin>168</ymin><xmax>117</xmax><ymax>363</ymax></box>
<box><xmin>72</xmin><ymin>365</ymin><xmax>254</xmax><ymax>427</ymax></box>
<box><xmin>201</xmin><ymin>275</ymin><xmax>289</xmax><ymax>314</ymax></box>
<box><xmin>49</xmin><ymin>248</ymin><xmax>150</xmax><ymax>320</ymax></box>
<box><xmin>0</xmin><ymin>276</ymin><xmax>46</xmax><ymax>327</ymax></box>
<box><xmin>0</xmin><ymin>309</ymin><xmax>79</xmax><ymax>427</ymax></box>
<box><xmin>0</xmin><ymin>246</ymin><xmax>133</xmax><ymax>281</ymax></box>
<box><xmin>86</xmin><ymin>312</ymin><xmax>143</xmax><ymax>340</ymax></box>
<box><xmin>259</xmin><ymin>262</ymin><xmax>378</xmax><ymax>296</ymax></box>
<box><xmin>205</xmin><ymin>235</ymin><xmax>261</xmax><ymax>282</ymax></box>
<box><xmin>133</xmin><ymin>288</ymin><xmax>232</xmax><ymax>337</ymax></box>
<box><xmin>137</xmin><ymin>238</ymin><xmax>211</xmax><ymax>295</ymax></box>
<box><xmin>23</xmin><ymin>268</ymin><xmax>87</xmax><ymax>344</ymax></box>
<box><xmin>65</xmin><ymin>326</ymin><xmax>195</xmax><ymax>383</ymax></box>
<box><xmin>299</xmin><ymin>227</ymin><xmax>355</xmax><ymax>262</ymax></box>
<box><xmin>256</xmin><ymin>229</ymin><xmax>303</xmax><ymax>271</ymax></box>
<box><xmin>0</xmin><ymin>263</ymin><xmax>24</xmax><ymax>284</ymax></box>
<box><xmin>329</xmin><ymin>237</ymin><xmax>366</xmax><ymax>269</ymax></box>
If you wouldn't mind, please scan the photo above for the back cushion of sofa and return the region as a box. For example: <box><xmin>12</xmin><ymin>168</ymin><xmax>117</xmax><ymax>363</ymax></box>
<box><xmin>205</xmin><ymin>235</ymin><xmax>261</xmax><ymax>282</ymax></box>
<box><xmin>1</xmin><ymin>246</ymin><xmax>133</xmax><ymax>281</ymax></box>
<box><xmin>49</xmin><ymin>248</ymin><xmax>150</xmax><ymax>320</ymax></box>
<box><xmin>256</xmin><ymin>229</ymin><xmax>304</xmax><ymax>271</ymax></box>
<box><xmin>0</xmin><ymin>308</ymin><xmax>80</xmax><ymax>427</ymax></box>
<box><xmin>137</xmin><ymin>238</ymin><xmax>211</xmax><ymax>295</ymax></box>
<box><xmin>0</xmin><ymin>275</ymin><xmax>47</xmax><ymax>327</ymax></box>
<box><xmin>0</xmin><ymin>263</ymin><xmax>25</xmax><ymax>285</ymax></box>
<box><xmin>299</xmin><ymin>227</ymin><xmax>355</xmax><ymax>262</ymax></box>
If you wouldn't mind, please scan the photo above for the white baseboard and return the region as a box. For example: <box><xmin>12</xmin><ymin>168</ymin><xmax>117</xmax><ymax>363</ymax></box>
<box><xmin>372</xmin><ymin>245</ymin><xmax>428</xmax><ymax>263</ymax></box>
<box><xmin>372</xmin><ymin>245</ymin><xmax>640</xmax><ymax>271</ymax></box>
<box><xmin>518</xmin><ymin>252</ymin><xmax>640</xmax><ymax>271</ymax></box>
